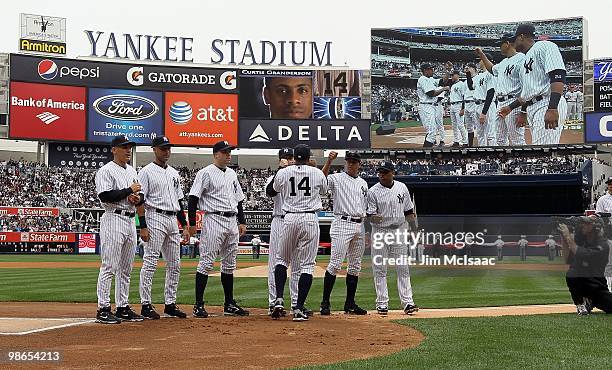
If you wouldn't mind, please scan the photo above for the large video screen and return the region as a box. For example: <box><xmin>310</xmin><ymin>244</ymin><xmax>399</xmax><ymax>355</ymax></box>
<box><xmin>371</xmin><ymin>17</ymin><xmax>584</xmax><ymax>148</ymax></box>
<box><xmin>237</xmin><ymin>69</ymin><xmax>370</xmax><ymax>149</ymax></box>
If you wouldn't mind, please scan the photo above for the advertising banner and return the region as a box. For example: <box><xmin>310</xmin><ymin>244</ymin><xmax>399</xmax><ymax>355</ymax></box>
<box><xmin>0</xmin><ymin>207</ymin><xmax>60</xmax><ymax>217</ymax></box>
<box><xmin>48</xmin><ymin>143</ymin><xmax>112</xmax><ymax>169</ymax></box>
<box><xmin>9</xmin><ymin>81</ymin><xmax>86</xmax><ymax>141</ymax></box>
<box><xmin>88</xmin><ymin>88</ymin><xmax>163</xmax><ymax>144</ymax></box>
<box><xmin>584</xmin><ymin>112</ymin><xmax>612</xmax><ymax>143</ymax></box>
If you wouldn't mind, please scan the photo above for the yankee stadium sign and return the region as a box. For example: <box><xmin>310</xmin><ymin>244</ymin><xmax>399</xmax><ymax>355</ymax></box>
<box><xmin>84</xmin><ymin>30</ymin><xmax>333</xmax><ymax>66</ymax></box>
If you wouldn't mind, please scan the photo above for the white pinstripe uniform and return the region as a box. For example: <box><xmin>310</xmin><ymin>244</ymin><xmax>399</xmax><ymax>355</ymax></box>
<box><xmin>273</xmin><ymin>165</ymin><xmax>328</xmax><ymax>275</ymax></box>
<box><xmin>449</xmin><ymin>80</ymin><xmax>468</xmax><ymax>145</ymax></box>
<box><xmin>565</xmin><ymin>90</ymin><xmax>578</xmax><ymax>120</ymax></box>
<box><xmin>189</xmin><ymin>164</ymin><xmax>245</xmax><ymax>275</ymax></box>
<box><xmin>473</xmin><ymin>71</ymin><xmax>495</xmax><ymax>146</ymax></box>
<box><xmin>95</xmin><ymin>161</ymin><xmax>138</xmax><ymax>309</ymax></box>
<box><xmin>493</xmin><ymin>52</ymin><xmax>526</xmax><ymax>146</ymax></box>
<box><xmin>433</xmin><ymin>79</ymin><xmax>446</xmax><ymax>144</ymax></box>
<box><xmin>367</xmin><ymin>181</ymin><xmax>415</xmax><ymax>310</ymax></box>
<box><xmin>519</xmin><ymin>40</ymin><xmax>567</xmax><ymax>145</ymax></box>
<box><xmin>417</xmin><ymin>75</ymin><xmax>438</xmax><ymax>144</ymax></box>
<box><xmin>463</xmin><ymin>76</ymin><xmax>478</xmax><ymax>135</ymax></box>
<box><xmin>595</xmin><ymin>192</ymin><xmax>612</xmax><ymax>291</ymax></box>
<box><xmin>576</xmin><ymin>91</ymin><xmax>583</xmax><ymax>119</ymax></box>
<box><xmin>265</xmin><ymin>174</ymin><xmax>300</xmax><ymax>308</ymax></box>
<box><xmin>138</xmin><ymin>162</ymin><xmax>184</xmax><ymax>306</ymax></box>
<box><xmin>326</xmin><ymin>172</ymin><xmax>368</xmax><ymax>276</ymax></box>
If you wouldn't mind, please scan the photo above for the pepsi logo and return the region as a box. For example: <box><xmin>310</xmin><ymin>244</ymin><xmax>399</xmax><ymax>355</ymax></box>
<box><xmin>38</xmin><ymin>59</ymin><xmax>58</xmax><ymax>80</ymax></box>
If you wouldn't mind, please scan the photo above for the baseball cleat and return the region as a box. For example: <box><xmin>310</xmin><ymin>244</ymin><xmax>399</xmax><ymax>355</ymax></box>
<box><xmin>271</xmin><ymin>298</ymin><xmax>284</xmax><ymax>319</ymax></box>
<box><xmin>302</xmin><ymin>306</ymin><xmax>313</xmax><ymax>317</ymax></box>
<box><xmin>141</xmin><ymin>304</ymin><xmax>160</xmax><ymax>320</ymax></box>
<box><xmin>583</xmin><ymin>298</ymin><xmax>593</xmax><ymax>314</ymax></box>
<box><xmin>376</xmin><ymin>306</ymin><xmax>389</xmax><ymax>316</ymax></box>
<box><xmin>115</xmin><ymin>305</ymin><xmax>145</xmax><ymax>322</ymax></box>
<box><xmin>96</xmin><ymin>307</ymin><xmax>121</xmax><ymax>324</ymax></box>
<box><xmin>344</xmin><ymin>303</ymin><xmax>367</xmax><ymax>315</ymax></box>
<box><xmin>292</xmin><ymin>308</ymin><xmax>309</xmax><ymax>322</ymax></box>
<box><xmin>404</xmin><ymin>304</ymin><xmax>419</xmax><ymax>315</ymax></box>
<box><xmin>576</xmin><ymin>304</ymin><xmax>589</xmax><ymax>316</ymax></box>
<box><xmin>193</xmin><ymin>304</ymin><xmax>209</xmax><ymax>318</ymax></box>
<box><xmin>164</xmin><ymin>303</ymin><xmax>187</xmax><ymax>318</ymax></box>
<box><xmin>320</xmin><ymin>301</ymin><xmax>331</xmax><ymax>316</ymax></box>
<box><xmin>224</xmin><ymin>300</ymin><xmax>249</xmax><ymax>316</ymax></box>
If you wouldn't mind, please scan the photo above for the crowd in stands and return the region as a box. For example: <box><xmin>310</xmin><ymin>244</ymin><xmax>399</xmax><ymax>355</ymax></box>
<box><xmin>0</xmin><ymin>155</ymin><xmax>598</xmax><ymax>231</ymax></box>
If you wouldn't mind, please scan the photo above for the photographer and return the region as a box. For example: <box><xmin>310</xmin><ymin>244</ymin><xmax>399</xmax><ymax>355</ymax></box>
<box><xmin>558</xmin><ymin>216</ymin><xmax>612</xmax><ymax>315</ymax></box>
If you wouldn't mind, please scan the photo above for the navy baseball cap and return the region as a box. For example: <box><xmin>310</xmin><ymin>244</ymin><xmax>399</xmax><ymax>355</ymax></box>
<box><xmin>278</xmin><ymin>148</ymin><xmax>294</xmax><ymax>159</ymax></box>
<box><xmin>451</xmin><ymin>70</ymin><xmax>460</xmax><ymax>76</ymax></box>
<box><xmin>151</xmin><ymin>136</ymin><xmax>171</xmax><ymax>148</ymax></box>
<box><xmin>420</xmin><ymin>63</ymin><xmax>433</xmax><ymax>71</ymax></box>
<box><xmin>606</xmin><ymin>176</ymin><xmax>612</xmax><ymax>184</ymax></box>
<box><xmin>498</xmin><ymin>32</ymin><xmax>515</xmax><ymax>46</ymax></box>
<box><xmin>377</xmin><ymin>161</ymin><xmax>395</xmax><ymax>172</ymax></box>
<box><xmin>213</xmin><ymin>140</ymin><xmax>235</xmax><ymax>153</ymax></box>
<box><xmin>345</xmin><ymin>151</ymin><xmax>361</xmax><ymax>162</ymax></box>
<box><xmin>294</xmin><ymin>144</ymin><xmax>311</xmax><ymax>161</ymax></box>
<box><xmin>111</xmin><ymin>135</ymin><xmax>135</xmax><ymax>147</ymax></box>
<box><xmin>513</xmin><ymin>23</ymin><xmax>536</xmax><ymax>39</ymax></box>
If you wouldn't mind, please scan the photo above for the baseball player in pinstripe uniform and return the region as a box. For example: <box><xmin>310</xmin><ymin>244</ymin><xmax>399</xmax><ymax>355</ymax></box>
<box><xmin>463</xmin><ymin>63</ymin><xmax>479</xmax><ymax>146</ymax></box>
<box><xmin>188</xmin><ymin>140</ymin><xmax>249</xmax><ymax>318</ymax></box>
<box><xmin>265</xmin><ymin>148</ymin><xmax>301</xmax><ymax>316</ymax></box>
<box><xmin>417</xmin><ymin>63</ymin><xmax>450</xmax><ymax>147</ymax></box>
<box><xmin>318</xmin><ymin>150</ymin><xmax>368</xmax><ymax>316</ymax></box>
<box><xmin>94</xmin><ymin>135</ymin><xmax>144</xmax><ymax>324</ymax></box>
<box><xmin>576</xmin><ymin>88</ymin><xmax>583</xmax><ymax>120</ymax></box>
<box><xmin>449</xmin><ymin>71</ymin><xmax>468</xmax><ymax>146</ymax></box>
<box><xmin>473</xmin><ymin>55</ymin><xmax>496</xmax><ymax>146</ymax></box>
<box><xmin>366</xmin><ymin>161</ymin><xmax>418</xmax><ymax>315</ymax></box>
<box><xmin>476</xmin><ymin>35</ymin><xmax>527</xmax><ymax>146</ymax></box>
<box><xmin>499</xmin><ymin>23</ymin><xmax>567</xmax><ymax>145</ymax></box>
<box><xmin>137</xmin><ymin>136</ymin><xmax>190</xmax><ymax>319</ymax></box>
<box><xmin>595</xmin><ymin>177</ymin><xmax>612</xmax><ymax>291</ymax></box>
<box><xmin>565</xmin><ymin>85</ymin><xmax>578</xmax><ymax>120</ymax></box>
<box><xmin>266</xmin><ymin>144</ymin><xmax>328</xmax><ymax>321</ymax></box>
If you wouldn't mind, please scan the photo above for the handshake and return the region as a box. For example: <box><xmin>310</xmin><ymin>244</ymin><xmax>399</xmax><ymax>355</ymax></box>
<box><xmin>128</xmin><ymin>182</ymin><xmax>142</xmax><ymax>205</ymax></box>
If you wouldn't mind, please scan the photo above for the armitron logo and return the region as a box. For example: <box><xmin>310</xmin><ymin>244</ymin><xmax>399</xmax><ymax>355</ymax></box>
<box><xmin>93</xmin><ymin>95</ymin><xmax>159</xmax><ymax>121</ymax></box>
<box><xmin>38</xmin><ymin>59</ymin><xmax>58</xmax><ymax>80</ymax></box>
<box><xmin>20</xmin><ymin>39</ymin><xmax>66</xmax><ymax>55</ymax></box>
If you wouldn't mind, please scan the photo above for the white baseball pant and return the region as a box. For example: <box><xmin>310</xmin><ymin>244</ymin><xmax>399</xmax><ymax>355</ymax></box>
<box><xmin>449</xmin><ymin>103</ymin><xmax>467</xmax><ymax>145</ymax></box>
<box><xmin>197</xmin><ymin>214</ymin><xmax>238</xmax><ymax>275</ymax></box>
<box><xmin>527</xmin><ymin>96</ymin><xmax>567</xmax><ymax>145</ymax></box>
<box><xmin>326</xmin><ymin>217</ymin><xmax>366</xmax><ymax>276</ymax></box>
<box><xmin>418</xmin><ymin>103</ymin><xmax>437</xmax><ymax>144</ymax></box>
<box><xmin>268</xmin><ymin>216</ymin><xmax>299</xmax><ymax>307</ymax></box>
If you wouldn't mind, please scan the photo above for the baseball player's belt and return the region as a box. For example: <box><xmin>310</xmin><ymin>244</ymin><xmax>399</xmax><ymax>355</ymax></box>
<box><xmin>464</xmin><ymin>99</ymin><xmax>475</xmax><ymax>103</ymax></box>
<box><xmin>155</xmin><ymin>208</ymin><xmax>178</xmax><ymax>216</ymax></box>
<box><xmin>525</xmin><ymin>95</ymin><xmax>544</xmax><ymax>106</ymax></box>
<box><xmin>339</xmin><ymin>215</ymin><xmax>363</xmax><ymax>223</ymax></box>
<box><xmin>420</xmin><ymin>102</ymin><xmax>439</xmax><ymax>106</ymax></box>
<box><xmin>496</xmin><ymin>94</ymin><xmax>515</xmax><ymax>102</ymax></box>
<box><xmin>450</xmin><ymin>101</ymin><xmax>463</xmax><ymax>105</ymax></box>
<box><xmin>474</xmin><ymin>99</ymin><xmax>485</xmax><ymax>105</ymax></box>
<box><xmin>112</xmin><ymin>209</ymin><xmax>135</xmax><ymax>217</ymax></box>
<box><xmin>208</xmin><ymin>211</ymin><xmax>237</xmax><ymax>217</ymax></box>
<box><xmin>273</xmin><ymin>215</ymin><xmax>285</xmax><ymax>219</ymax></box>
<box><xmin>285</xmin><ymin>211</ymin><xmax>317</xmax><ymax>214</ymax></box>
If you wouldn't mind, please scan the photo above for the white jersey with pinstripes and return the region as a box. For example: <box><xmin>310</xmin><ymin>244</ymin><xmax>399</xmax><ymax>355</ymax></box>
<box><xmin>273</xmin><ymin>165</ymin><xmax>328</xmax><ymax>212</ymax></box>
<box><xmin>450</xmin><ymin>81</ymin><xmax>466</xmax><ymax>103</ymax></box>
<box><xmin>367</xmin><ymin>181</ymin><xmax>414</xmax><ymax>227</ymax></box>
<box><xmin>417</xmin><ymin>76</ymin><xmax>437</xmax><ymax>104</ymax></box>
<box><xmin>519</xmin><ymin>41</ymin><xmax>565</xmax><ymax>100</ymax></box>
<box><xmin>491</xmin><ymin>53</ymin><xmax>525</xmax><ymax>97</ymax></box>
<box><xmin>265</xmin><ymin>175</ymin><xmax>284</xmax><ymax>217</ymax></box>
<box><xmin>189</xmin><ymin>164</ymin><xmax>245</xmax><ymax>212</ymax></box>
<box><xmin>473</xmin><ymin>72</ymin><xmax>493</xmax><ymax>101</ymax></box>
<box><xmin>95</xmin><ymin>161</ymin><xmax>139</xmax><ymax>212</ymax></box>
<box><xmin>328</xmin><ymin>172</ymin><xmax>368</xmax><ymax>218</ymax></box>
<box><xmin>596</xmin><ymin>193</ymin><xmax>612</xmax><ymax>213</ymax></box>
<box><xmin>138</xmin><ymin>163</ymin><xmax>184</xmax><ymax>212</ymax></box>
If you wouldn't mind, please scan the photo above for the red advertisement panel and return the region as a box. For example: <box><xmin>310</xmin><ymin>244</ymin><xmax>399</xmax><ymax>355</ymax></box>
<box><xmin>0</xmin><ymin>207</ymin><xmax>60</xmax><ymax>217</ymax></box>
<box><xmin>0</xmin><ymin>232</ymin><xmax>76</xmax><ymax>243</ymax></box>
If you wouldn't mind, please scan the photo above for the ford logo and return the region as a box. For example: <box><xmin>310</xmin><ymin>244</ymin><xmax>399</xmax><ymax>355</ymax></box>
<box><xmin>93</xmin><ymin>94</ymin><xmax>159</xmax><ymax>121</ymax></box>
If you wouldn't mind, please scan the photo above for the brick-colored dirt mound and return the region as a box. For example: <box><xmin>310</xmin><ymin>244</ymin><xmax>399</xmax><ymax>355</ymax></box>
<box><xmin>0</xmin><ymin>303</ymin><xmax>423</xmax><ymax>369</ymax></box>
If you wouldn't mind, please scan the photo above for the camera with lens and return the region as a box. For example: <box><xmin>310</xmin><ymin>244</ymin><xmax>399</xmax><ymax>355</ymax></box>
<box><xmin>552</xmin><ymin>215</ymin><xmax>612</xmax><ymax>239</ymax></box>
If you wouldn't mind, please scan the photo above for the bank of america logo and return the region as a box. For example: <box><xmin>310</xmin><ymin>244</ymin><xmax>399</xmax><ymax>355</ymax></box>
<box><xmin>36</xmin><ymin>112</ymin><xmax>60</xmax><ymax>125</ymax></box>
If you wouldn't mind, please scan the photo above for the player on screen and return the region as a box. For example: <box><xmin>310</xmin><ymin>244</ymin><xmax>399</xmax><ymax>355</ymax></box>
<box><xmin>263</xmin><ymin>77</ymin><xmax>313</xmax><ymax>119</ymax></box>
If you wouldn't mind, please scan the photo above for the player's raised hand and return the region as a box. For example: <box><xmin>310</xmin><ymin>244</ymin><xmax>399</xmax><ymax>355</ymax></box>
<box><xmin>445</xmin><ymin>61</ymin><xmax>453</xmax><ymax>70</ymax></box>
<box><xmin>475</xmin><ymin>47</ymin><xmax>484</xmax><ymax>57</ymax></box>
<box><xmin>544</xmin><ymin>109</ymin><xmax>559</xmax><ymax>129</ymax></box>
<box><xmin>328</xmin><ymin>151</ymin><xmax>338</xmax><ymax>162</ymax></box>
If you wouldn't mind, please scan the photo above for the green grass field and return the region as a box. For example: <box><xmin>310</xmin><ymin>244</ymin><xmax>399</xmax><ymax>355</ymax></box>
<box><xmin>370</xmin><ymin>119</ymin><xmax>452</xmax><ymax>131</ymax></box>
<box><xmin>307</xmin><ymin>314</ymin><xmax>612</xmax><ymax>370</ymax></box>
<box><xmin>0</xmin><ymin>254</ymin><xmax>571</xmax><ymax>310</ymax></box>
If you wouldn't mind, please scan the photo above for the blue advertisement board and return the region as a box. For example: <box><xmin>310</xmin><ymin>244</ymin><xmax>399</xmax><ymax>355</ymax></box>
<box><xmin>87</xmin><ymin>88</ymin><xmax>163</xmax><ymax>144</ymax></box>
<box><xmin>584</xmin><ymin>112</ymin><xmax>612</xmax><ymax>143</ymax></box>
